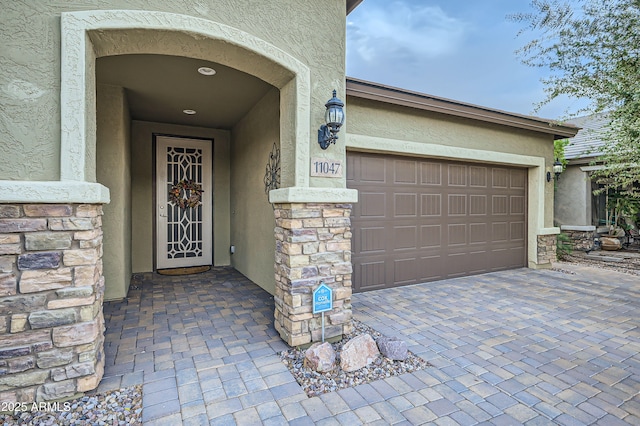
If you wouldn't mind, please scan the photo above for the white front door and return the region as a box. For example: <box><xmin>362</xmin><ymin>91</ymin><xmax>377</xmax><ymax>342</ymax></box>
<box><xmin>155</xmin><ymin>136</ymin><xmax>212</xmax><ymax>269</ymax></box>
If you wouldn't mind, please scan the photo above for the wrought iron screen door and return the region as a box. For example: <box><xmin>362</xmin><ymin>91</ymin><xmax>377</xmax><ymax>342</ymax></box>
<box><xmin>155</xmin><ymin>136</ymin><xmax>212</xmax><ymax>269</ymax></box>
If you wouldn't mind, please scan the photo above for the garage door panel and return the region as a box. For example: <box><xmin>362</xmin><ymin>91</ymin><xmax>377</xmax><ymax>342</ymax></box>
<box><xmin>394</xmin><ymin>193</ymin><xmax>418</xmax><ymax>217</ymax></box>
<box><xmin>357</xmin><ymin>226</ymin><xmax>387</xmax><ymax>253</ymax></box>
<box><xmin>393</xmin><ymin>258</ymin><xmax>418</xmax><ymax>285</ymax></box>
<box><xmin>419</xmin><ymin>255</ymin><xmax>443</xmax><ymax>281</ymax></box>
<box><xmin>448</xmin><ymin>164</ymin><xmax>467</xmax><ymax>186</ymax></box>
<box><xmin>492</xmin><ymin>222</ymin><xmax>508</xmax><ymax>242</ymax></box>
<box><xmin>358</xmin><ymin>192</ymin><xmax>387</xmax><ymax>217</ymax></box>
<box><xmin>394</xmin><ymin>160</ymin><xmax>417</xmax><ymax>184</ymax></box>
<box><xmin>468</xmin><ymin>251</ymin><xmax>489</xmax><ymax>274</ymax></box>
<box><xmin>470</xmin><ymin>195</ymin><xmax>487</xmax><ymax>215</ymax></box>
<box><xmin>492</xmin><ymin>168</ymin><xmax>509</xmax><ymax>188</ymax></box>
<box><xmin>357</xmin><ymin>260</ymin><xmax>387</xmax><ymax>291</ymax></box>
<box><xmin>469</xmin><ymin>166</ymin><xmax>488</xmax><ymax>187</ymax></box>
<box><xmin>445</xmin><ymin>252</ymin><xmax>468</xmax><ymax>277</ymax></box>
<box><xmin>393</xmin><ymin>226</ymin><xmax>418</xmax><ymax>250</ymax></box>
<box><xmin>510</xmin><ymin>169</ymin><xmax>526</xmax><ymax>188</ymax></box>
<box><xmin>491</xmin><ymin>247</ymin><xmax>525</xmax><ymax>270</ymax></box>
<box><xmin>421</xmin><ymin>162</ymin><xmax>442</xmax><ymax>185</ymax></box>
<box><xmin>492</xmin><ymin>195</ymin><xmax>508</xmax><ymax>215</ymax></box>
<box><xmin>510</xmin><ymin>222</ymin><xmax>526</xmax><ymax>241</ymax></box>
<box><xmin>511</xmin><ymin>196</ymin><xmax>526</xmax><ymax>215</ymax></box>
<box><xmin>470</xmin><ymin>223</ymin><xmax>487</xmax><ymax>244</ymax></box>
<box><xmin>448</xmin><ymin>223</ymin><xmax>467</xmax><ymax>246</ymax></box>
<box><xmin>421</xmin><ymin>194</ymin><xmax>441</xmax><ymax>216</ymax></box>
<box><xmin>421</xmin><ymin>225</ymin><xmax>441</xmax><ymax>248</ymax></box>
<box><xmin>448</xmin><ymin>194</ymin><xmax>467</xmax><ymax>216</ymax></box>
<box><xmin>348</xmin><ymin>152</ymin><xmax>527</xmax><ymax>292</ymax></box>
<box><xmin>361</xmin><ymin>157</ymin><xmax>387</xmax><ymax>182</ymax></box>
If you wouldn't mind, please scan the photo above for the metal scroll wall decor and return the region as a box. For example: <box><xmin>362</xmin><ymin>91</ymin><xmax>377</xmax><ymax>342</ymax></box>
<box><xmin>264</xmin><ymin>143</ymin><xmax>281</xmax><ymax>196</ymax></box>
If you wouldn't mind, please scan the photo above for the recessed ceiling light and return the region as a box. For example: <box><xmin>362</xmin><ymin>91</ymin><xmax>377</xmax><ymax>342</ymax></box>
<box><xmin>198</xmin><ymin>67</ymin><xmax>216</xmax><ymax>76</ymax></box>
<box><xmin>183</xmin><ymin>109</ymin><xmax>196</xmax><ymax>115</ymax></box>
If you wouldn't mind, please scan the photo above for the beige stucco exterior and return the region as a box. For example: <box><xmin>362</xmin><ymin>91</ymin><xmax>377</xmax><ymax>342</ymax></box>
<box><xmin>345</xmin><ymin>96</ymin><xmax>561</xmax><ymax>268</ymax></box>
<box><xmin>0</xmin><ymin>2</ymin><xmax>346</xmax><ymax>185</ymax></box>
<box><xmin>554</xmin><ymin>166</ymin><xmax>593</xmax><ymax>226</ymax></box>
<box><xmin>96</xmin><ymin>84</ymin><xmax>132</xmax><ymax>300</ymax></box>
<box><xmin>230</xmin><ymin>89</ymin><xmax>280</xmax><ymax>294</ymax></box>
<box><xmin>1</xmin><ymin>2</ymin><xmax>351</xmax><ymax>300</ymax></box>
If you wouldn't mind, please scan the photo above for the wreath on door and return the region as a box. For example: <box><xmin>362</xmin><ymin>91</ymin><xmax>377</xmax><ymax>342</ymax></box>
<box><xmin>169</xmin><ymin>179</ymin><xmax>203</xmax><ymax>209</ymax></box>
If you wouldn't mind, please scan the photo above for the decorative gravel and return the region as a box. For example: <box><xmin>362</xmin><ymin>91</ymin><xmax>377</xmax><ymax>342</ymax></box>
<box><xmin>0</xmin><ymin>385</ymin><xmax>142</xmax><ymax>426</ymax></box>
<box><xmin>560</xmin><ymin>250</ymin><xmax>640</xmax><ymax>276</ymax></box>
<box><xmin>280</xmin><ymin>320</ymin><xmax>431</xmax><ymax>397</ymax></box>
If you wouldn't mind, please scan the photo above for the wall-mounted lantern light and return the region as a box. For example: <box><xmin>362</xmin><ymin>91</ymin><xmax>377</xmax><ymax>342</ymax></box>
<box><xmin>547</xmin><ymin>159</ymin><xmax>563</xmax><ymax>182</ymax></box>
<box><xmin>318</xmin><ymin>90</ymin><xmax>345</xmax><ymax>150</ymax></box>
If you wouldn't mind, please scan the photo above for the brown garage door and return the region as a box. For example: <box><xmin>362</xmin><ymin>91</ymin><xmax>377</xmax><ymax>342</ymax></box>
<box><xmin>347</xmin><ymin>152</ymin><xmax>527</xmax><ymax>292</ymax></box>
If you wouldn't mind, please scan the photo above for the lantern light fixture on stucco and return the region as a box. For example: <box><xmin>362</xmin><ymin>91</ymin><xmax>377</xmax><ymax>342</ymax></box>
<box><xmin>547</xmin><ymin>159</ymin><xmax>563</xmax><ymax>182</ymax></box>
<box><xmin>318</xmin><ymin>90</ymin><xmax>345</xmax><ymax>150</ymax></box>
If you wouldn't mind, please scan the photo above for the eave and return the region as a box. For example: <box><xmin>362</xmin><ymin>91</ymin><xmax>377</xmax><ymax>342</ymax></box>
<box><xmin>346</xmin><ymin>77</ymin><xmax>579</xmax><ymax>140</ymax></box>
<box><xmin>347</xmin><ymin>0</ymin><xmax>364</xmax><ymax>15</ymax></box>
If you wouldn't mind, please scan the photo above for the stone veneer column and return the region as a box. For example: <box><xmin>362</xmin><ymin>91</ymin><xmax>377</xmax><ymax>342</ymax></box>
<box><xmin>537</xmin><ymin>234</ymin><xmax>558</xmax><ymax>265</ymax></box>
<box><xmin>273</xmin><ymin>203</ymin><xmax>353</xmax><ymax>347</ymax></box>
<box><xmin>560</xmin><ymin>226</ymin><xmax>596</xmax><ymax>251</ymax></box>
<box><xmin>0</xmin><ymin>204</ymin><xmax>105</xmax><ymax>403</ymax></box>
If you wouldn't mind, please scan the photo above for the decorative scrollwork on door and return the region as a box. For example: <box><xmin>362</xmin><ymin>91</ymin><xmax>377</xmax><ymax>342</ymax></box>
<box><xmin>165</xmin><ymin>146</ymin><xmax>204</xmax><ymax>260</ymax></box>
<box><xmin>264</xmin><ymin>143</ymin><xmax>280</xmax><ymax>196</ymax></box>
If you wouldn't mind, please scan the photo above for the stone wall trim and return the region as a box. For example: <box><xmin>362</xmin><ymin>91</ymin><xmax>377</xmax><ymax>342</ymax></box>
<box><xmin>274</xmin><ymin>203</ymin><xmax>353</xmax><ymax>347</ymax></box>
<box><xmin>0</xmin><ymin>204</ymin><xmax>105</xmax><ymax>403</ymax></box>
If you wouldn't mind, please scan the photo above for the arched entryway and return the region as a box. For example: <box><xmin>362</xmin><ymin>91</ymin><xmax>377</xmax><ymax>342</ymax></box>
<box><xmin>60</xmin><ymin>10</ymin><xmax>312</xmax><ymax>300</ymax></box>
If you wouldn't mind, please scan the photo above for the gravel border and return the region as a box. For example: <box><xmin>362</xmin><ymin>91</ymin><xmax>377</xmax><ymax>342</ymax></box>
<box><xmin>559</xmin><ymin>250</ymin><xmax>640</xmax><ymax>276</ymax></box>
<box><xmin>0</xmin><ymin>385</ymin><xmax>142</xmax><ymax>426</ymax></box>
<box><xmin>280</xmin><ymin>320</ymin><xmax>431</xmax><ymax>398</ymax></box>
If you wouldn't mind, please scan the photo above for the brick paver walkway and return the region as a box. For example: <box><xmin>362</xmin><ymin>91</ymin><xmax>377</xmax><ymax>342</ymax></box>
<box><xmin>101</xmin><ymin>265</ymin><xmax>640</xmax><ymax>425</ymax></box>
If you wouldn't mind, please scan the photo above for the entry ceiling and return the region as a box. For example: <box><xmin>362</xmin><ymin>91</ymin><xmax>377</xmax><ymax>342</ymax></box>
<box><xmin>96</xmin><ymin>54</ymin><xmax>273</xmax><ymax>129</ymax></box>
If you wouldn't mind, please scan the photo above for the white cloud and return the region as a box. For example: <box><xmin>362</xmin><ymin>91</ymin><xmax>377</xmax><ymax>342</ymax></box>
<box><xmin>347</xmin><ymin>1</ymin><xmax>469</xmax><ymax>67</ymax></box>
<box><xmin>347</xmin><ymin>0</ymin><xmax>589</xmax><ymax>118</ymax></box>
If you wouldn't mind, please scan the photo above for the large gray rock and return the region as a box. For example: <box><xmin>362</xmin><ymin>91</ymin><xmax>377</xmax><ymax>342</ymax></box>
<box><xmin>304</xmin><ymin>342</ymin><xmax>336</xmax><ymax>372</ymax></box>
<box><xmin>377</xmin><ymin>336</ymin><xmax>408</xmax><ymax>361</ymax></box>
<box><xmin>340</xmin><ymin>334</ymin><xmax>379</xmax><ymax>372</ymax></box>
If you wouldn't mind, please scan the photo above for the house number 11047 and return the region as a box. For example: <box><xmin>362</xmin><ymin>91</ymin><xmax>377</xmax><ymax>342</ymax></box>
<box><xmin>311</xmin><ymin>157</ymin><xmax>343</xmax><ymax>177</ymax></box>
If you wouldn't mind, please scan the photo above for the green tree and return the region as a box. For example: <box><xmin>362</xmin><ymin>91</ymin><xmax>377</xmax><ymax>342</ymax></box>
<box><xmin>512</xmin><ymin>0</ymin><xmax>640</xmax><ymax>199</ymax></box>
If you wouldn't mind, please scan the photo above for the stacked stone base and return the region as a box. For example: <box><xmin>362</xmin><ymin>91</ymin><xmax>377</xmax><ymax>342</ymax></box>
<box><xmin>0</xmin><ymin>204</ymin><xmax>105</xmax><ymax>403</ymax></box>
<box><xmin>560</xmin><ymin>226</ymin><xmax>595</xmax><ymax>251</ymax></box>
<box><xmin>537</xmin><ymin>234</ymin><xmax>557</xmax><ymax>265</ymax></box>
<box><xmin>273</xmin><ymin>203</ymin><xmax>353</xmax><ymax>347</ymax></box>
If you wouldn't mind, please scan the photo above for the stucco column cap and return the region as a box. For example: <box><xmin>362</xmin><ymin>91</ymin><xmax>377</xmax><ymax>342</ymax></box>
<box><xmin>538</xmin><ymin>227</ymin><xmax>561</xmax><ymax>235</ymax></box>
<box><xmin>0</xmin><ymin>181</ymin><xmax>110</xmax><ymax>204</ymax></box>
<box><xmin>269</xmin><ymin>187</ymin><xmax>358</xmax><ymax>204</ymax></box>
<box><xmin>560</xmin><ymin>225</ymin><xmax>596</xmax><ymax>232</ymax></box>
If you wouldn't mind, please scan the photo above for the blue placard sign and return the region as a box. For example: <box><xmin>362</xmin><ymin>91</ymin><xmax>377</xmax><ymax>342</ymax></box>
<box><xmin>313</xmin><ymin>283</ymin><xmax>333</xmax><ymax>314</ymax></box>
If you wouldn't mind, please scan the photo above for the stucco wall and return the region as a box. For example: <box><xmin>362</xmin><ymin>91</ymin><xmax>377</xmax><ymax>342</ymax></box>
<box><xmin>346</xmin><ymin>97</ymin><xmax>558</xmax><ymax>228</ymax></box>
<box><xmin>96</xmin><ymin>84</ymin><xmax>132</xmax><ymax>300</ymax></box>
<box><xmin>231</xmin><ymin>88</ymin><xmax>279</xmax><ymax>295</ymax></box>
<box><xmin>130</xmin><ymin>121</ymin><xmax>231</xmax><ymax>273</ymax></box>
<box><xmin>554</xmin><ymin>166</ymin><xmax>591</xmax><ymax>226</ymax></box>
<box><xmin>0</xmin><ymin>1</ymin><xmax>346</xmax><ymax>185</ymax></box>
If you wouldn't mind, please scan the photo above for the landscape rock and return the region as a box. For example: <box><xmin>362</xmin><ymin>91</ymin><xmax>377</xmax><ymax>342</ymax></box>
<box><xmin>303</xmin><ymin>342</ymin><xmax>335</xmax><ymax>372</ymax></box>
<box><xmin>601</xmin><ymin>236</ymin><xmax>622</xmax><ymax>251</ymax></box>
<box><xmin>377</xmin><ymin>336</ymin><xmax>408</xmax><ymax>360</ymax></box>
<box><xmin>340</xmin><ymin>333</ymin><xmax>379</xmax><ymax>372</ymax></box>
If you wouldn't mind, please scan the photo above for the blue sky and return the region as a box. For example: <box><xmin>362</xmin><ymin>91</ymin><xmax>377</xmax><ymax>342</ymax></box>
<box><xmin>346</xmin><ymin>0</ymin><xmax>587</xmax><ymax>119</ymax></box>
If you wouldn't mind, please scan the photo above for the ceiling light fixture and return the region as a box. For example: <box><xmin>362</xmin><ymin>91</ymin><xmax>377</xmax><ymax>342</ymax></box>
<box><xmin>198</xmin><ymin>67</ymin><xmax>216</xmax><ymax>76</ymax></box>
<box><xmin>183</xmin><ymin>109</ymin><xmax>196</xmax><ymax>115</ymax></box>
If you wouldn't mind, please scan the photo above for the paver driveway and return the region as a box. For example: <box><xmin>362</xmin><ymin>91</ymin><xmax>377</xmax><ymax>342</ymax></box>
<box><xmin>100</xmin><ymin>265</ymin><xmax>640</xmax><ymax>425</ymax></box>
